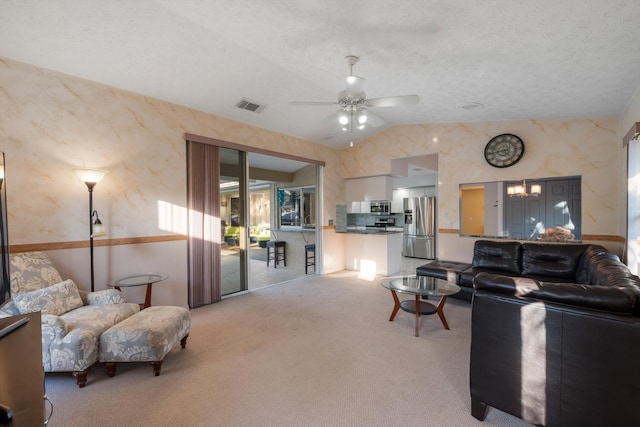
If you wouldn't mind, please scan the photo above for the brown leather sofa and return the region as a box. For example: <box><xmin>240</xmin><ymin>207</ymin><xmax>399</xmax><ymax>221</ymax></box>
<box><xmin>469</xmin><ymin>243</ymin><xmax>640</xmax><ymax>426</ymax></box>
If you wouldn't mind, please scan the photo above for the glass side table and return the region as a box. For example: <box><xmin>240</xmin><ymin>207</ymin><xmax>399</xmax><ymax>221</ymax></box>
<box><xmin>112</xmin><ymin>273</ymin><xmax>168</xmax><ymax>309</ymax></box>
<box><xmin>381</xmin><ymin>275</ymin><xmax>460</xmax><ymax>337</ymax></box>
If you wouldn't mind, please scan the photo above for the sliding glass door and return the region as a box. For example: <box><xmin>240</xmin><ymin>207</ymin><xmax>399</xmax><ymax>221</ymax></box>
<box><xmin>219</xmin><ymin>148</ymin><xmax>247</xmax><ymax>296</ymax></box>
<box><xmin>186</xmin><ymin>132</ymin><xmax>324</xmax><ymax>303</ymax></box>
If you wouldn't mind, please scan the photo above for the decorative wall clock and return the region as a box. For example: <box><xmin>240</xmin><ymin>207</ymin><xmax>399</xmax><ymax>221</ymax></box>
<box><xmin>484</xmin><ymin>134</ymin><xmax>525</xmax><ymax>168</ymax></box>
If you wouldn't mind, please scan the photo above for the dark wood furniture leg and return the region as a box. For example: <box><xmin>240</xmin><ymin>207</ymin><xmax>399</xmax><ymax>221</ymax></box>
<box><xmin>388</xmin><ymin>290</ymin><xmax>401</xmax><ymax>321</ymax></box>
<box><xmin>414</xmin><ymin>295</ymin><xmax>420</xmax><ymax>337</ymax></box>
<box><xmin>73</xmin><ymin>368</ymin><xmax>90</xmax><ymax>388</ymax></box>
<box><xmin>150</xmin><ymin>360</ymin><xmax>163</xmax><ymax>376</ymax></box>
<box><xmin>105</xmin><ymin>362</ymin><xmax>117</xmax><ymax>377</ymax></box>
<box><xmin>143</xmin><ymin>283</ymin><xmax>153</xmax><ymax>309</ymax></box>
<box><xmin>435</xmin><ymin>295</ymin><xmax>450</xmax><ymax>330</ymax></box>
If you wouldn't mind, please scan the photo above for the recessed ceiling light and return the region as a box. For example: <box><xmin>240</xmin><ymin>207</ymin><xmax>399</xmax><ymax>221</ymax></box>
<box><xmin>461</xmin><ymin>102</ymin><xmax>484</xmax><ymax>110</ymax></box>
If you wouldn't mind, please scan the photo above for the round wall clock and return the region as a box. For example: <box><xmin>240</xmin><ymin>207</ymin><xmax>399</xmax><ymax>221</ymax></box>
<box><xmin>484</xmin><ymin>134</ymin><xmax>525</xmax><ymax>168</ymax></box>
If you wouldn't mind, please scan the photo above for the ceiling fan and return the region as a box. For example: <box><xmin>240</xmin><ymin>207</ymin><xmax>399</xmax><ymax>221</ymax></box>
<box><xmin>290</xmin><ymin>55</ymin><xmax>420</xmax><ymax>146</ymax></box>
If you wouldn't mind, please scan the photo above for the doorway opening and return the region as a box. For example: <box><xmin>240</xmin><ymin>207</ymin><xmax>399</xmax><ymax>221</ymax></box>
<box><xmin>219</xmin><ymin>151</ymin><xmax>320</xmax><ymax>296</ymax></box>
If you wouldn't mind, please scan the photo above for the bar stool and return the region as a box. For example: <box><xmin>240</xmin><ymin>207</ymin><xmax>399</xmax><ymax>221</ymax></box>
<box><xmin>305</xmin><ymin>244</ymin><xmax>316</xmax><ymax>274</ymax></box>
<box><xmin>266</xmin><ymin>241</ymin><xmax>286</xmax><ymax>268</ymax></box>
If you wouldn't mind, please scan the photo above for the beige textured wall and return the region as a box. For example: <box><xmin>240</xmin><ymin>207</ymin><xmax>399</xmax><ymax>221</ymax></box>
<box><xmin>341</xmin><ymin>118</ymin><xmax>624</xmax><ymax>242</ymax></box>
<box><xmin>0</xmin><ymin>57</ymin><xmax>341</xmax><ymax>243</ymax></box>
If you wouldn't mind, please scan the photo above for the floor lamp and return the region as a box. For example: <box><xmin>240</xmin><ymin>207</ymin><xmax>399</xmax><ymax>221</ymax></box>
<box><xmin>74</xmin><ymin>168</ymin><xmax>107</xmax><ymax>292</ymax></box>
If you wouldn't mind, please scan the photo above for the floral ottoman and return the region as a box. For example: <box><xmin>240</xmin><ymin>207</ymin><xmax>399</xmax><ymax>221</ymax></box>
<box><xmin>99</xmin><ymin>306</ymin><xmax>190</xmax><ymax>377</ymax></box>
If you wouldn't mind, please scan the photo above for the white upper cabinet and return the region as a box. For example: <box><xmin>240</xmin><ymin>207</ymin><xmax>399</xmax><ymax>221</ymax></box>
<box><xmin>345</xmin><ymin>176</ymin><xmax>393</xmax><ymax>201</ymax></box>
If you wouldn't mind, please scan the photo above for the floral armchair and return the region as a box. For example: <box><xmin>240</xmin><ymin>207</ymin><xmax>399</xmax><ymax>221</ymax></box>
<box><xmin>0</xmin><ymin>252</ymin><xmax>140</xmax><ymax>387</ymax></box>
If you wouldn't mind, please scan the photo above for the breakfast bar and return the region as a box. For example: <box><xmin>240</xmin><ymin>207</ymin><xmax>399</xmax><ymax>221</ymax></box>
<box><xmin>344</xmin><ymin>230</ymin><xmax>403</xmax><ymax>276</ymax></box>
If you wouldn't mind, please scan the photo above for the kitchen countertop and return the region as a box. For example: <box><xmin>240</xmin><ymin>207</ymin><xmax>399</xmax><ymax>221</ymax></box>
<box><xmin>338</xmin><ymin>228</ymin><xmax>403</xmax><ymax>235</ymax></box>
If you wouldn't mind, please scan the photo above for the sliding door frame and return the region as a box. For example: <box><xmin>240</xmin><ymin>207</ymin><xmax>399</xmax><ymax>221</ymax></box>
<box><xmin>185</xmin><ymin>133</ymin><xmax>325</xmax><ymax>302</ymax></box>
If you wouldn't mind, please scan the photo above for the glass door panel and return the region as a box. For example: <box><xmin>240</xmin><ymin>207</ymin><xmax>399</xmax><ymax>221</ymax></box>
<box><xmin>220</xmin><ymin>148</ymin><xmax>247</xmax><ymax>295</ymax></box>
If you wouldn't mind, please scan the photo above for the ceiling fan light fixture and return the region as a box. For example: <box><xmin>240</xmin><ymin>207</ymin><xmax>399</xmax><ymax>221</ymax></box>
<box><xmin>346</xmin><ymin>75</ymin><xmax>359</xmax><ymax>85</ymax></box>
<box><xmin>289</xmin><ymin>54</ymin><xmax>419</xmax><ymax>149</ymax></box>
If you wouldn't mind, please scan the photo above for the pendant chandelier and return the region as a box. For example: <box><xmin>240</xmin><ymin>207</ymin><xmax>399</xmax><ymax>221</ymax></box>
<box><xmin>507</xmin><ymin>180</ymin><xmax>542</xmax><ymax>197</ymax></box>
<box><xmin>339</xmin><ymin>109</ymin><xmax>368</xmax><ymax>147</ymax></box>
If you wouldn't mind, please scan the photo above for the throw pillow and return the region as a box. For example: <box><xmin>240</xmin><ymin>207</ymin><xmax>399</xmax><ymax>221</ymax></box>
<box><xmin>13</xmin><ymin>279</ymin><xmax>84</xmax><ymax>316</ymax></box>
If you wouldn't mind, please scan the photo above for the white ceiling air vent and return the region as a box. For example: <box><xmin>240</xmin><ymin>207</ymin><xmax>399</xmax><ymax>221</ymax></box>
<box><xmin>236</xmin><ymin>98</ymin><xmax>266</xmax><ymax>113</ymax></box>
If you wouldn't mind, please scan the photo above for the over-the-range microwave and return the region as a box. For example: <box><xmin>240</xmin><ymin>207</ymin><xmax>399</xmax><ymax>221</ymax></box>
<box><xmin>369</xmin><ymin>201</ymin><xmax>390</xmax><ymax>214</ymax></box>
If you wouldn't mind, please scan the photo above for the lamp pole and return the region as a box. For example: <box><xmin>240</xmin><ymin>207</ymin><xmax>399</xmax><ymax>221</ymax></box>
<box><xmin>86</xmin><ymin>181</ymin><xmax>96</xmax><ymax>292</ymax></box>
<box><xmin>74</xmin><ymin>168</ymin><xmax>107</xmax><ymax>293</ymax></box>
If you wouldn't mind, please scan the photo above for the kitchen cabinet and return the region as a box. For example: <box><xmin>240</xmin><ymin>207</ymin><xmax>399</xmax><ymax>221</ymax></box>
<box><xmin>391</xmin><ymin>190</ymin><xmax>405</xmax><ymax>213</ymax></box>
<box><xmin>346</xmin><ymin>201</ymin><xmax>371</xmax><ymax>213</ymax></box>
<box><xmin>346</xmin><ymin>201</ymin><xmax>361</xmax><ymax>213</ymax></box>
<box><xmin>345</xmin><ymin>176</ymin><xmax>392</xmax><ymax>201</ymax></box>
<box><xmin>391</xmin><ymin>186</ymin><xmax>435</xmax><ymax>213</ymax></box>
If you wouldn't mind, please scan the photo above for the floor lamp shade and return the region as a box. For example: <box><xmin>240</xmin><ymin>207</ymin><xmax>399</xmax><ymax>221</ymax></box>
<box><xmin>73</xmin><ymin>168</ymin><xmax>107</xmax><ymax>186</ymax></box>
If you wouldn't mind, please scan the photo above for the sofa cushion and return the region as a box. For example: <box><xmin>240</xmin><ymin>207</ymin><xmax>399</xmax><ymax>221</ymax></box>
<box><xmin>575</xmin><ymin>245</ymin><xmax>611</xmax><ymax>283</ymax></box>
<box><xmin>13</xmin><ymin>279</ymin><xmax>84</xmax><ymax>316</ymax></box>
<box><xmin>521</xmin><ymin>243</ymin><xmax>589</xmax><ymax>279</ymax></box>
<box><xmin>459</xmin><ymin>267</ymin><xmax>522</xmax><ymax>288</ymax></box>
<box><xmin>9</xmin><ymin>251</ymin><xmax>63</xmax><ymax>294</ymax></box>
<box><xmin>81</xmin><ymin>289</ymin><xmax>127</xmax><ymax>305</ymax></box>
<box><xmin>416</xmin><ymin>260</ymin><xmax>472</xmax><ymax>282</ymax></box>
<box><xmin>471</xmin><ymin>240</ymin><xmax>522</xmax><ymax>274</ymax></box>
<box><xmin>0</xmin><ymin>299</ymin><xmax>20</xmax><ymax>318</ymax></box>
<box><xmin>576</xmin><ymin>248</ymin><xmax>637</xmax><ymax>287</ymax></box>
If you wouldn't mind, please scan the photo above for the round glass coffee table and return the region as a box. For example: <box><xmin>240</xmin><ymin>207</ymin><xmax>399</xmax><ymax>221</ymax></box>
<box><xmin>112</xmin><ymin>273</ymin><xmax>168</xmax><ymax>309</ymax></box>
<box><xmin>381</xmin><ymin>275</ymin><xmax>460</xmax><ymax>337</ymax></box>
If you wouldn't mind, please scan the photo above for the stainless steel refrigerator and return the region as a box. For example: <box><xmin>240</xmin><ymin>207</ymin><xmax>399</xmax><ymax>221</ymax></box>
<box><xmin>403</xmin><ymin>196</ymin><xmax>436</xmax><ymax>259</ymax></box>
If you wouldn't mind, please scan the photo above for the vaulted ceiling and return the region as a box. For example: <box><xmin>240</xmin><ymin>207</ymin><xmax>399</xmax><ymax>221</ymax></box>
<box><xmin>1</xmin><ymin>1</ymin><xmax>639</xmax><ymax>149</ymax></box>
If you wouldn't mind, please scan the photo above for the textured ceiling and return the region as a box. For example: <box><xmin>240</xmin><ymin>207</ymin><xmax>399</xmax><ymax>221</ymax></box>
<box><xmin>1</xmin><ymin>0</ymin><xmax>640</xmax><ymax>149</ymax></box>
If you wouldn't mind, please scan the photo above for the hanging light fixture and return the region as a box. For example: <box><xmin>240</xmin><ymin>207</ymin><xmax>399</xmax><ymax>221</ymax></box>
<box><xmin>90</xmin><ymin>210</ymin><xmax>107</xmax><ymax>237</ymax></box>
<box><xmin>355</xmin><ymin>110</ymin><xmax>367</xmax><ymax>125</ymax></box>
<box><xmin>340</xmin><ymin>108</ymin><xmax>369</xmax><ymax>147</ymax></box>
<box><xmin>507</xmin><ymin>180</ymin><xmax>542</xmax><ymax>197</ymax></box>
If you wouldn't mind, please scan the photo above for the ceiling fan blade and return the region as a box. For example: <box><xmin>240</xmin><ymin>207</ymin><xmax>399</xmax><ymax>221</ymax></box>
<box><xmin>363</xmin><ymin>109</ymin><xmax>385</xmax><ymax>128</ymax></box>
<box><xmin>365</xmin><ymin>94</ymin><xmax>419</xmax><ymax>108</ymax></box>
<box><xmin>289</xmin><ymin>101</ymin><xmax>337</xmax><ymax>106</ymax></box>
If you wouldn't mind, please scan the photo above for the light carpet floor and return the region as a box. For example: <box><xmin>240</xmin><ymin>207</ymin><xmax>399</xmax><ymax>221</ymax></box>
<box><xmin>44</xmin><ymin>271</ymin><xmax>533</xmax><ymax>427</ymax></box>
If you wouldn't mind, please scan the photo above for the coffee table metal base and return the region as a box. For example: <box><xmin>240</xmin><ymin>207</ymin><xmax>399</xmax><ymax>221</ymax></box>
<box><xmin>388</xmin><ymin>291</ymin><xmax>450</xmax><ymax>337</ymax></box>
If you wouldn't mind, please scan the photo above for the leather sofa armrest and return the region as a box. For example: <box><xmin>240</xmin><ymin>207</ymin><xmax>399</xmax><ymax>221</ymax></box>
<box><xmin>473</xmin><ymin>272</ymin><xmax>637</xmax><ymax>314</ymax></box>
